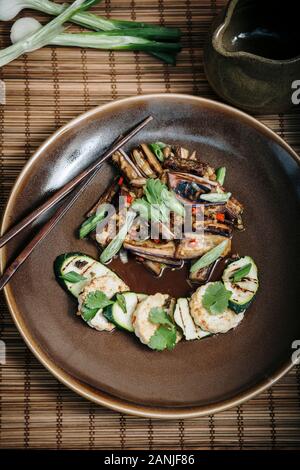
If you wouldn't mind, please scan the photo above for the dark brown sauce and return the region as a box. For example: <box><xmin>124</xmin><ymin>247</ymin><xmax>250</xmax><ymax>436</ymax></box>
<box><xmin>110</xmin><ymin>256</ymin><xmax>192</xmax><ymax>298</ymax></box>
<box><xmin>231</xmin><ymin>27</ymin><xmax>300</xmax><ymax>60</ymax></box>
<box><xmin>110</xmin><ymin>253</ymin><xmax>234</xmax><ymax>299</ymax></box>
<box><xmin>225</xmin><ymin>1</ymin><xmax>300</xmax><ymax>60</ymax></box>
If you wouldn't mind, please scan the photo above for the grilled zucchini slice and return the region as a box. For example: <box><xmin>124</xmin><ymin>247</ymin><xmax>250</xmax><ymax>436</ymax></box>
<box><xmin>54</xmin><ymin>252</ymin><xmax>116</xmax><ymax>298</ymax></box>
<box><xmin>222</xmin><ymin>256</ymin><xmax>258</xmax><ymax>313</ymax></box>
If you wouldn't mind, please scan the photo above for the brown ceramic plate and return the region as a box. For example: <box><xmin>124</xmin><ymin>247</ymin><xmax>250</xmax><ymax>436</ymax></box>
<box><xmin>1</xmin><ymin>95</ymin><xmax>300</xmax><ymax>418</ymax></box>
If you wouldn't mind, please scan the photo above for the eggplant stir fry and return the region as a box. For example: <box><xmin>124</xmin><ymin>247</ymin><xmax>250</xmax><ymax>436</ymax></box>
<box><xmin>79</xmin><ymin>143</ymin><xmax>244</xmax><ymax>278</ymax></box>
<box><xmin>55</xmin><ymin>141</ymin><xmax>259</xmax><ymax>351</ymax></box>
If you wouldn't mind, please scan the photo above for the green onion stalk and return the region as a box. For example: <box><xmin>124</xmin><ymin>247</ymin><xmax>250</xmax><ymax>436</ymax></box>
<box><xmin>10</xmin><ymin>18</ymin><xmax>181</xmax><ymax>57</ymax></box>
<box><xmin>0</xmin><ymin>0</ymin><xmax>181</xmax><ymax>64</ymax></box>
<box><xmin>51</xmin><ymin>32</ymin><xmax>182</xmax><ymax>54</ymax></box>
<box><xmin>0</xmin><ymin>0</ymin><xmax>90</xmax><ymax>67</ymax></box>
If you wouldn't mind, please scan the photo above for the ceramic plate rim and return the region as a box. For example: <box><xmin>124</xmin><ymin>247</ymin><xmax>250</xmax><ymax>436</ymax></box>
<box><xmin>1</xmin><ymin>94</ymin><xmax>299</xmax><ymax>418</ymax></box>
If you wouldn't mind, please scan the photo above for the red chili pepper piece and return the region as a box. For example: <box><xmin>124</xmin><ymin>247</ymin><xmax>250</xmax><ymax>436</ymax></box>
<box><xmin>118</xmin><ymin>176</ymin><xmax>124</xmax><ymax>186</ymax></box>
<box><xmin>216</xmin><ymin>212</ymin><xmax>225</xmax><ymax>222</ymax></box>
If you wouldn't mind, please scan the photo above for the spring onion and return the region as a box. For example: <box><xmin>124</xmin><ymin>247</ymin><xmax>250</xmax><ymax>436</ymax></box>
<box><xmin>79</xmin><ymin>207</ymin><xmax>107</xmax><ymax>239</ymax></box>
<box><xmin>49</xmin><ymin>32</ymin><xmax>182</xmax><ymax>54</ymax></box>
<box><xmin>230</xmin><ymin>262</ymin><xmax>252</xmax><ymax>283</ymax></box>
<box><xmin>145</xmin><ymin>178</ymin><xmax>185</xmax><ymax>217</ymax></box>
<box><xmin>131</xmin><ymin>178</ymin><xmax>184</xmax><ymax>227</ymax></box>
<box><xmin>190</xmin><ymin>239</ymin><xmax>229</xmax><ymax>273</ymax></box>
<box><xmin>10</xmin><ymin>17</ymin><xmax>40</xmax><ymax>44</ymax></box>
<box><xmin>59</xmin><ymin>271</ymin><xmax>87</xmax><ymax>283</ymax></box>
<box><xmin>0</xmin><ymin>0</ymin><xmax>180</xmax><ymax>38</ymax></box>
<box><xmin>0</xmin><ymin>0</ymin><xmax>181</xmax><ymax>65</ymax></box>
<box><xmin>0</xmin><ymin>0</ymin><xmax>99</xmax><ymax>22</ymax></box>
<box><xmin>11</xmin><ymin>16</ymin><xmax>180</xmax><ymax>43</ymax></box>
<box><xmin>131</xmin><ymin>198</ymin><xmax>174</xmax><ymax>239</ymax></box>
<box><xmin>161</xmin><ymin>187</ymin><xmax>185</xmax><ymax>217</ymax></box>
<box><xmin>149</xmin><ymin>142</ymin><xmax>167</xmax><ymax>162</ymax></box>
<box><xmin>9</xmin><ymin>17</ymin><xmax>181</xmax><ymax>60</ymax></box>
<box><xmin>216</xmin><ymin>167</ymin><xmax>226</xmax><ymax>186</ymax></box>
<box><xmin>100</xmin><ymin>210</ymin><xmax>136</xmax><ymax>264</ymax></box>
<box><xmin>0</xmin><ymin>0</ymin><xmax>89</xmax><ymax>67</ymax></box>
<box><xmin>200</xmin><ymin>192</ymin><xmax>231</xmax><ymax>203</ymax></box>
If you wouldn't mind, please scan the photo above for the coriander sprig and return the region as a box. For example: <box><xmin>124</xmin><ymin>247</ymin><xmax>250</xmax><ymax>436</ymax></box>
<box><xmin>148</xmin><ymin>307</ymin><xmax>177</xmax><ymax>351</ymax></box>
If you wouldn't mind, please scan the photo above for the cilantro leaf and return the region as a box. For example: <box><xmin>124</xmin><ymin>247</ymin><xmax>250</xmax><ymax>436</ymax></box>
<box><xmin>82</xmin><ymin>290</ymin><xmax>114</xmax><ymax>322</ymax></box>
<box><xmin>116</xmin><ymin>293</ymin><xmax>127</xmax><ymax>313</ymax></box>
<box><xmin>149</xmin><ymin>325</ymin><xmax>177</xmax><ymax>351</ymax></box>
<box><xmin>148</xmin><ymin>307</ymin><xmax>177</xmax><ymax>351</ymax></box>
<box><xmin>85</xmin><ymin>291</ymin><xmax>114</xmax><ymax>310</ymax></box>
<box><xmin>60</xmin><ymin>271</ymin><xmax>86</xmax><ymax>283</ymax></box>
<box><xmin>81</xmin><ymin>305</ymin><xmax>99</xmax><ymax>322</ymax></box>
<box><xmin>149</xmin><ymin>307</ymin><xmax>174</xmax><ymax>328</ymax></box>
<box><xmin>202</xmin><ymin>282</ymin><xmax>232</xmax><ymax>315</ymax></box>
<box><xmin>230</xmin><ymin>263</ymin><xmax>252</xmax><ymax>283</ymax></box>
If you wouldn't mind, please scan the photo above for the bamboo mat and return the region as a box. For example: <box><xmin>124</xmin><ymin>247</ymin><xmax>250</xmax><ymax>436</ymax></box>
<box><xmin>0</xmin><ymin>0</ymin><xmax>300</xmax><ymax>450</ymax></box>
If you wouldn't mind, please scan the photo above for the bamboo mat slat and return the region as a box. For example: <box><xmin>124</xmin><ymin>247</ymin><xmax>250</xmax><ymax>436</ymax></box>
<box><xmin>0</xmin><ymin>0</ymin><xmax>300</xmax><ymax>450</ymax></box>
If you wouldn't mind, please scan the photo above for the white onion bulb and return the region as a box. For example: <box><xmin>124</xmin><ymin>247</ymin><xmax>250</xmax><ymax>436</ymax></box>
<box><xmin>10</xmin><ymin>17</ymin><xmax>42</xmax><ymax>44</ymax></box>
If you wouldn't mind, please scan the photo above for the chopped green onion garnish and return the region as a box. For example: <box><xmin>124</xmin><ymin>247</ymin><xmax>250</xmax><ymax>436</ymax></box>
<box><xmin>216</xmin><ymin>167</ymin><xmax>226</xmax><ymax>186</ymax></box>
<box><xmin>0</xmin><ymin>0</ymin><xmax>90</xmax><ymax>68</ymax></box>
<box><xmin>190</xmin><ymin>239</ymin><xmax>229</xmax><ymax>273</ymax></box>
<box><xmin>0</xmin><ymin>0</ymin><xmax>181</xmax><ymax>64</ymax></box>
<box><xmin>60</xmin><ymin>271</ymin><xmax>86</xmax><ymax>283</ymax></box>
<box><xmin>200</xmin><ymin>192</ymin><xmax>231</xmax><ymax>203</ymax></box>
<box><xmin>100</xmin><ymin>210</ymin><xmax>136</xmax><ymax>264</ymax></box>
<box><xmin>79</xmin><ymin>207</ymin><xmax>107</xmax><ymax>239</ymax></box>
<box><xmin>230</xmin><ymin>263</ymin><xmax>252</xmax><ymax>283</ymax></box>
<box><xmin>149</xmin><ymin>142</ymin><xmax>167</xmax><ymax>162</ymax></box>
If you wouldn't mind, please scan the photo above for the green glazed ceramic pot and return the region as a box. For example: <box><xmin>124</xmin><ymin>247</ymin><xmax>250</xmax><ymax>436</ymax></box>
<box><xmin>204</xmin><ymin>0</ymin><xmax>300</xmax><ymax>114</ymax></box>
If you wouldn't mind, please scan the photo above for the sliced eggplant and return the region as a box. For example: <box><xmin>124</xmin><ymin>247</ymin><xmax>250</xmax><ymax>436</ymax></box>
<box><xmin>54</xmin><ymin>252</ymin><xmax>116</xmax><ymax>298</ymax></box>
<box><xmin>142</xmin><ymin>259</ymin><xmax>164</xmax><ymax>276</ymax></box>
<box><xmin>193</xmin><ymin>217</ymin><xmax>233</xmax><ymax>238</ymax></box>
<box><xmin>173</xmin><ymin>146</ymin><xmax>190</xmax><ymax>160</ymax></box>
<box><xmin>140</xmin><ymin>143</ymin><xmax>163</xmax><ymax>175</ymax></box>
<box><xmin>132</xmin><ymin>149</ymin><xmax>156</xmax><ymax>178</ymax></box>
<box><xmin>174</xmin><ymin>298</ymin><xmax>211</xmax><ymax>340</ymax></box>
<box><xmin>225</xmin><ymin>196</ymin><xmax>244</xmax><ymax>230</ymax></box>
<box><xmin>118</xmin><ymin>148</ymin><xmax>144</xmax><ymax>178</ymax></box>
<box><xmin>130</xmin><ymin>177</ymin><xmax>148</xmax><ymax>187</ymax></box>
<box><xmin>164</xmin><ymin>155</ymin><xmax>216</xmax><ymax>180</ymax></box>
<box><xmin>222</xmin><ymin>256</ymin><xmax>258</xmax><ymax>313</ymax></box>
<box><xmin>176</xmin><ymin>234</ymin><xmax>231</xmax><ymax>260</ymax></box>
<box><xmin>112</xmin><ymin>151</ymin><xmax>140</xmax><ymax>181</ymax></box>
<box><xmin>168</xmin><ymin>172</ymin><xmax>216</xmax><ymax>204</ymax></box>
<box><xmin>124</xmin><ymin>239</ymin><xmax>176</xmax><ymax>258</ymax></box>
<box><xmin>131</xmin><ymin>250</ymin><xmax>183</xmax><ymax>268</ymax></box>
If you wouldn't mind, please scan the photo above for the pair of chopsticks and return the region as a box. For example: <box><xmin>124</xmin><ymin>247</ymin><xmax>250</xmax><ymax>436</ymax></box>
<box><xmin>0</xmin><ymin>115</ymin><xmax>153</xmax><ymax>291</ymax></box>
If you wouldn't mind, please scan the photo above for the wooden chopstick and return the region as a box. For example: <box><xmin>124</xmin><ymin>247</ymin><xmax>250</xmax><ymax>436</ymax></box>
<box><xmin>0</xmin><ymin>115</ymin><xmax>153</xmax><ymax>249</ymax></box>
<box><xmin>0</xmin><ymin>115</ymin><xmax>153</xmax><ymax>290</ymax></box>
<box><xmin>0</xmin><ymin>185</ymin><xmax>86</xmax><ymax>291</ymax></box>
